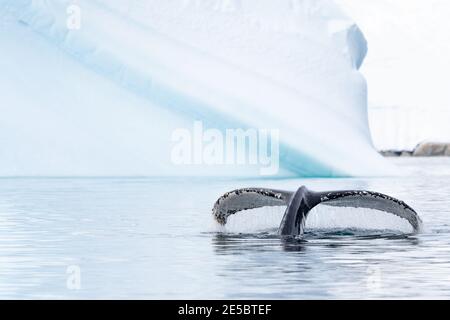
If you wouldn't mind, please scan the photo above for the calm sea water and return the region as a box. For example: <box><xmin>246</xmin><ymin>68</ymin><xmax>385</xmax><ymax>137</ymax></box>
<box><xmin>0</xmin><ymin>158</ymin><xmax>449</xmax><ymax>299</ymax></box>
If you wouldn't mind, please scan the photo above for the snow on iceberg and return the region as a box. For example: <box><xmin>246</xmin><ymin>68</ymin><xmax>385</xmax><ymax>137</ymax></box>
<box><xmin>0</xmin><ymin>0</ymin><xmax>393</xmax><ymax>177</ymax></box>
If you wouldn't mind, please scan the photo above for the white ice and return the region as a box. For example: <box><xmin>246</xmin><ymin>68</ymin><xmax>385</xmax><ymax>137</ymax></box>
<box><xmin>0</xmin><ymin>0</ymin><xmax>393</xmax><ymax>177</ymax></box>
<box><xmin>337</xmin><ymin>0</ymin><xmax>450</xmax><ymax>150</ymax></box>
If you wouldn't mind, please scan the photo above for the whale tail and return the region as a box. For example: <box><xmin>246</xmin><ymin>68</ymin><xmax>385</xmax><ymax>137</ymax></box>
<box><xmin>212</xmin><ymin>186</ymin><xmax>422</xmax><ymax>236</ymax></box>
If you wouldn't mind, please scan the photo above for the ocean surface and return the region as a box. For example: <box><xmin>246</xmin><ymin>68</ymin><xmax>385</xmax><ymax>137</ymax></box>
<box><xmin>0</xmin><ymin>157</ymin><xmax>449</xmax><ymax>299</ymax></box>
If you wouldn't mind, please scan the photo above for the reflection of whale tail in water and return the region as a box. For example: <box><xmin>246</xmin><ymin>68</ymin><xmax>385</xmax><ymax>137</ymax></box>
<box><xmin>212</xmin><ymin>186</ymin><xmax>422</xmax><ymax>236</ymax></box>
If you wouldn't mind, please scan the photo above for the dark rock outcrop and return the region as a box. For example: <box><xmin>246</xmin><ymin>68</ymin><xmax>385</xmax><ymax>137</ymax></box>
<box><xmin>412</xmin><ymin>142</ymin><xmax>450</xmax><ymax>156</ymax></box>
<box><xmin>380</xmin><ymin>142</ymin><xmax>450</xmax><ymax>157</ymax></box>
<box><xmin>379</xmin><ymin>150</ymin><xmax>412</xmax><ymax>157</ymax></box>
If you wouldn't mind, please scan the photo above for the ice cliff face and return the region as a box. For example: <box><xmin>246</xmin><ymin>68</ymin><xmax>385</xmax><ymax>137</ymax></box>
<box><xmin>0</xmin><ymin>0</ymin><xmax>392</xmax><ymax>176</ymax></box>
<box><xmin>336</xmin><ymin>0</ymin><xmax>450</xmax><ymax>150</ymax></box>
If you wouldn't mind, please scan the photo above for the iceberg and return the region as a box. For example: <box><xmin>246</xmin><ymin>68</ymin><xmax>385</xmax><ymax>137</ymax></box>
<box><xmin>336</xmin><ymin>0</ymin><xmax>450</xmax><ymax>150</ymax></box>
<box><xmin>0</xmin><ymin>0</ymin><xmax>393</xmax><ymax>177</ymax></box>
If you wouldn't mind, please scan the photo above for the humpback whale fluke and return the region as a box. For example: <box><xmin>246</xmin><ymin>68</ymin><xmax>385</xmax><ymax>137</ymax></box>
<box><xmin>212</xmin><ymin>186</ymin><xmax>422</xmax><ymax>236</ymax></box>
